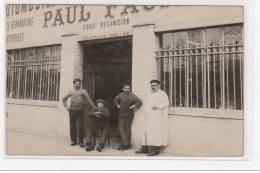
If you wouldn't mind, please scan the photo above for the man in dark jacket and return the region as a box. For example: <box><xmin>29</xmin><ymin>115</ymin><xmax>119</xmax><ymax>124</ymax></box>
<box><xmin>62</xmin><ymin>79</ymin><xmax>95</xmax><ymax>148</ymax></box>
<box><xmin>114</xmin><ymin>84</ymin><xmax>142</xmax><ymax>150</ymax></box>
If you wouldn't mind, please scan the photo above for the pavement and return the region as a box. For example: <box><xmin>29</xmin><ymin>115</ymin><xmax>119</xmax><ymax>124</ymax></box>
<box><xmin>5</xmin><ymin>130</ymin><xmax>152</xmax><ymax>157</ymax></box>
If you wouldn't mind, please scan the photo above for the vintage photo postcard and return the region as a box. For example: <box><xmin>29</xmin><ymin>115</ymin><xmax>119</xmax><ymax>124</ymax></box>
<box><xmin>5</xmin><ymin>4</ymin><xmax>244</xmax><ymax>157</ymax></box>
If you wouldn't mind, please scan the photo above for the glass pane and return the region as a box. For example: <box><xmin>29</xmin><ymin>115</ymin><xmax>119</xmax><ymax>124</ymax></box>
<box><xmin>162</xmin><ymin>33</ymin><xmax>172</xmax><ymax>48</ymax></box>
<box><xmin>57</xmin><ymin>46</ymin><xmax>62</xmax><ymax>59</ymax></box>
<box><xmin>227</xmin><ymin>53</ymin><xmax>234</xmax><ymax>109</ymax></box>
<box><xmin>28</xmin><ymin>49</ymin><xmax>35</xmax><ymax>60</ymax></box>
<box><xmin>14</xmin><ymin>50</ymin><xmax>21</xmax><ymax>61</ymax></box>
<box><xmin>19</xmin><ymin>66</ymin><xmax>26</xmax><ymax>99</ymax></box>
<box><xmin>41</xmin><ymin>69</ymin><xmax>48</xmax><ymax>100</ymax></box>
<box><xmin>21</xmin><ymin>49</ymin><xmax>27</xmax><ymax>61</ymax></box>
<box><xmin>26</xmin><ymin>68</ymin><xmax>33</xmax><ymax>99</ymax></box>
<box><xmin>160</xmin><ymin>58</ymin><xmax>164</xmax><ymax>90</ymax></box>
<box><xmin>188</xmin><ymin>29</ymin><xmax>204</xmax><ymax>46</ymax></box>
<box><xmin>35</xmin><ymin>48</ymin><xmax>43</xmax><ymax>60</ymax></box>
<box><xmin>189</xmin><ymin>54</ymin><xmax>197</xmax><ymax>108</ymax></box>
<box><xmin>215</xmin><ymin>54</ymin><xmax>222</xmax><ymax>109</ymax></box>
<box><xmin>197</xmin><ymin>54</ymin><xmax>203</xmax><ymax>108</ymax></box>
<box><xmin>180</xmin><ymin>56</ymin><xmax>185</xmax><ymax>107</ymax></box>
<box><xmin>206</xmin><ymin>27</ymin><xmax>222</xmax><ymax>45</ymax></box>
<box><xmin>51</xmin><ymin>46</ymin><xmax>59</xmax><ymax>59</ymax></box>
<box><xmin>174</xmin><ymin>56</ymin><xmax>181</xmax><ymax>106</ymax></box>
<box><xmin>224</xmin><ymin>25</ymin><xmax>243</xmax><ymax>44</ymax></box>
<box><xmin>171</xmin><ymin>57</ymin><xmax>176</xmax><ymax>106</ymax></box>
<box><xmin>235</xmin><ymin>53</ymin><xmax>242</xmax><ymax>110</ymax></box>
<box><xmin>163</xmin><ymin>58</ymin><xmax>170</xmax><ymax>98</ymax></box>
<box><xmin>7</xmin><ymin>51</ymin><xmax>14</xmax><ymax>62</ymax></box>
<box><xmin>43</xmin><ymin>47</ymin><xmax>51</xmax><ymax>59</ymax></box>
<box><xmin>173</xmin><ymin>31</ymin><xmax>187</xmax><ymax>48</ymax></box>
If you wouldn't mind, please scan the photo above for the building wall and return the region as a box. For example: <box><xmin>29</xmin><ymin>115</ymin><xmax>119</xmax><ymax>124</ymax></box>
<box><xmin>165</xmin><ymin>115</ymin><xmax>243</xmax><ymax>157</ymax></box>
<box><xmin>6</xmin><ymin>104</ymin><xmax>62</xmax><ymax>138</ymax></box>
<box><xmin>131</xmin><ymin>24</ymin><xmax>157</xmax><ymax>148</ymax></box>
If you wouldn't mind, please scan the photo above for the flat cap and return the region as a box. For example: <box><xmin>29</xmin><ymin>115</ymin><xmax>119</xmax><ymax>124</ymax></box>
<box><xmin>73</xmin><ymin>78</ymin><xmax>81</xmax><ymax>84</ymax></box>
<box><xmin>150</xmin><ymin>79</ymin><xmax>160</xmax><ymax>84</ymax></box>
<box><xmin>96</xmin><ymin>99</ymin><xmax>106</xmax><ymax>104</ymax></box>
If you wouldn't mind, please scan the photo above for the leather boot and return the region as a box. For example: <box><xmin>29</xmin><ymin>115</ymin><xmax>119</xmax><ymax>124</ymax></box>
<box><xmin>147</xmin><ymin>146</ymin><xmax>160</xmax><ymax>156</ymax></box>
<box><xmin>96</xmin><ymin>144</ymin><xmax>104</xmax><ymax>152</ymax></box>
<box><xmin>71</xmin><ymin>141</ymin><xmax>77</xmax><ymax>146</ymax></box>
<box><xmin>85</xmin><ymin>143</ymin><xmax>94</xmax><ymax>152</ymax></box>
<box><xmin>135</xmin><ymin>146</ymin><xmax>149</xmax><ymax>154</ymax></box>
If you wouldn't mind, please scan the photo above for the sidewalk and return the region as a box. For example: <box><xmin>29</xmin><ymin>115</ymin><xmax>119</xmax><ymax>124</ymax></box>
<box><xmin>5</xmin><ymin>130</ymin><xmax>148</xmax><ymax>157</ymax></box>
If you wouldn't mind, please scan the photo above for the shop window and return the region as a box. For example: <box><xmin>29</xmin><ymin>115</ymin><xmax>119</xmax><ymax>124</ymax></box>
<box><xmin>6</xmin><ymin>45</ymin><xmax>61</xmax><ymax>101</ymax></box>
<box><xmin>156</xmin><ymin>24</ymin><xmax>243</xmax><ymax>110</ymax></box>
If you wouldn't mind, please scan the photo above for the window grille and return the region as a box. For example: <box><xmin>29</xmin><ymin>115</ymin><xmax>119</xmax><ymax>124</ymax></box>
<box><xmin>6</xmin><ymin>45</ymin><xmax>61</xmax><ymax>101</ymax></box>
<box><xmin>156</xmin><ymin>25</ymin><xmax>243</xmax><ymax>110</ymax></box>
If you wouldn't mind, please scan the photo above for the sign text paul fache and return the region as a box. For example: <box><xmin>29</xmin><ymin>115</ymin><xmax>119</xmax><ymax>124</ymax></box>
<box><xmin>6</xmin><ymin>5</ymin><xmax>168</xmax><ymax>28</ymax></box>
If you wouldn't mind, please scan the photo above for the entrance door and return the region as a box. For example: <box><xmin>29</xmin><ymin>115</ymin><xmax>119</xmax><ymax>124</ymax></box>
<box><xmin>83</xmin><ymin>39</ymin><xmax>132</xmax><ymax>129</ymax></box>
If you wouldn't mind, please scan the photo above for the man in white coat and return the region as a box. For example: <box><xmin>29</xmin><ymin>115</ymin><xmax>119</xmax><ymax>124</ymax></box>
<box><xmin>135</xmin><ymin>79</ymin><xmax>169</xmax><ymax>156</ymax></box>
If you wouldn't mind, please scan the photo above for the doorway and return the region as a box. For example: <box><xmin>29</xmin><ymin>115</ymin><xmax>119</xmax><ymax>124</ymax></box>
<box><xmin>83</xmin><ymin>38</ymin><xmax>132</xmax><ymax>131</ymax></box>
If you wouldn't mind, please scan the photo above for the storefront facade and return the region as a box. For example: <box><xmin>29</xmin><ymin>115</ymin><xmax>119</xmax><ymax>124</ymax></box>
<box><xmin>6</xmin><ymin>5</ymin><xmax>244</xmax><ymax>156</ymax></box>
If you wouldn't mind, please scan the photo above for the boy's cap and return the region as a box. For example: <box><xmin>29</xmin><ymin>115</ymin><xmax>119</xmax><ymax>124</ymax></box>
<box><xmin>96</xmin><ymin>99</ymin><xmax>106</xmax><ymax>104</ymax></box>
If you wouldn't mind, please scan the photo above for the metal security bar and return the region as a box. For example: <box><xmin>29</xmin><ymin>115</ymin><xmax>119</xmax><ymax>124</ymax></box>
<box><xmin>6</xmin><ymin>45</ymin><xmax>61</xmax><ymax>101</ymax></box>
<box><xmin>156</xmin><ymin>41</ymin><xmax>243</xmax><ymax>110</ymax></box>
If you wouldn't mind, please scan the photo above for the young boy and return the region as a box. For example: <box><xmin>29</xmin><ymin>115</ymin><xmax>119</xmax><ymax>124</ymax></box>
<box><xmin>89</xmin><ymin>99</ymin><xmax>110</xmax><ymax>152</ymax></box>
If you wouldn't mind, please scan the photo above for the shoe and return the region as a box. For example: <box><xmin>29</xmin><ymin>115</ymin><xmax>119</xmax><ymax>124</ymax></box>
<box><xmin>117</xmin><ymin>145</ymin><xmax>124</xmax><ymax>150</ymax></box>
<box><xmin>85</xmin><ymin>145</ymin><xmax>94</xmax><ymax>152</ymax></box>
<box><xmin>96</xmin><ymin>145</ymin><xmax>103</xmax><ymax>152</ymax></box>
<box><xmin>79</xmin><ymin>143</ymin><xmax>84</xmax><ymax>148</ymax></box>
<box><xmin>147</xmin><ymin>151</ymin><xmax>159</xmax><ymax>156</ymax></box>
<box><xmin>122</xmin><ymin>144</ymin><xmax>131</xmax><ymax>150</ymax></box>
<box><xmin>71</xmin><ymin>142</ymin><xmax>77</xmax><ymax>146</ymax></box>
<box><xmin>135</xmin><ymin>147</ymin><xmax>149</xmax><ymax>154</ymax></box>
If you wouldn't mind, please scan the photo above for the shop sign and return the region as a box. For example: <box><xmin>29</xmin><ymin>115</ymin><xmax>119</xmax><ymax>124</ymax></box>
<box><xmin>6</xmin><ymin>5</ymin><xmax>169</xmax><ymax>45</ymax></box>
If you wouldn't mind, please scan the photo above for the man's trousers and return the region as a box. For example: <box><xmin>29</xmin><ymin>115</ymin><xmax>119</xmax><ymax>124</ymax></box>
<box><xmin>118</xmin><ymin>113</ymin><xmax>134</xmax><ymax>146</ymax></box>
<box><xmin>69</xmin><ymin>110</ymin><xmax>84</xmax><ymax>144</ymax></box>
<box><xmin>84</xmin><ymin>115</ymin><xmax>110</xmax><ymax>146</ymax></box>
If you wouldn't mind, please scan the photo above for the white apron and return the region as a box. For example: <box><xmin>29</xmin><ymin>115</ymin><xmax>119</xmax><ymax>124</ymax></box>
<box><xmin>141</xmin><ymin>89</ymin><xmax>169</xmax><ymax>146</ymax></box>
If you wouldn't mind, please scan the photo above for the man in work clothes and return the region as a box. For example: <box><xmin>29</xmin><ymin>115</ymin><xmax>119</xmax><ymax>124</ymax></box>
<box><xmin>135</xmin><ymin>80</ymin><xmax>169</xmax><ymax>156</ymax></box>
<box><xmin>114</xmin><ymin>84</ymin><xmax>142</xmax><ymax>150</ymax></box>
<box><xmin>62</xmin><ymin>79</ymin><xmax>95</xmax><ymax>148</ymax></box>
